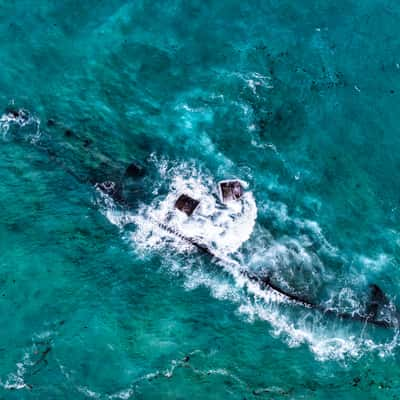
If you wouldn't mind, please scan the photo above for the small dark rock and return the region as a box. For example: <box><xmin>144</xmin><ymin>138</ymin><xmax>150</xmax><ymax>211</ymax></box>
<box><xmin>125</xmin><ymin>162</ymin><xmax>145</xmax><ymax>178</ymax></box>
<box><xmin>175</xmin><ymin>194</ymin><xmax>200</xmax><ymax>216</ymax></box>
<box><xmin>183</xmin><ymin>355</ymin><xmax>190</xmax><ymax>362</ymax></box>
<box><xmin>47</xmin><ymin>119</ymin><xmax>56</xmax><ymax>127</ymax></box>
<box><xmin>310</xmin><ymin>80</ymin><xmax>318</xmax><ymax>90</ymax></box>
<box><xmin>65</xmin><ymin>129</ymin><xmax>73</xmax><ymax>137</ymax></box>
<box><xmin>5</xmin><ymin>107</ymin><xmax>27</xmax><ymax>120</ymax></box>
<box><xmin>259</xmin><ymin>119</ymin><xmax>268</xmax><ymax>130</ymax></box>
<box><xmin>390</xmin><ymin>89</ymin><xmax>395</xmax><ymax>94</ymax></box>
<box><xmin>83</xmin><ymin>139</ymin><xmax>92</xmax><ymax>147</ymax></box>
<box><xmin>352</xmin><ymin>377</ymin><xmax>361</xmax><ymax>386</ymax></box>
<box><xmin>275</xmin><ymin>110</ymin><xmax>283</xmax><ymax>122</ymax></box>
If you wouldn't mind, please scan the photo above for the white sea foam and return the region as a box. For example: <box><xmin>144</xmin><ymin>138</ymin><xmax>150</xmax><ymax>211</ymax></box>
<box><xmin>96</xmin><ymin>157</ymin><xmax>400</xmax><ymax>362</ymax></box>
<box><xmin>77</xmin><ymin>386</ymin><xmax>101</xmax><ymax>399</ymax></box>
<box><xmin>137</xmin><ymin>178</ymin><xmax>256</xmax><ymax>256</ymax></box>
<box><xmin>0</xmin><ymin>109</ymin><xmax>41</xmax><ymax>142</ymax></box>
<box><xmin>98</xmin><ymin>158</ymin><xmax>257</xmax><ymax>257</ymax></box>
<box><xmin>233</xmin><ymin>71</ymin><xmax>273</xmax><ymax>95</ymax></box>
<box><xmin>358</xmin><ymin>254</ymin><xmax>392</xmax><ymax>273</ymax></box>
<box><xmin>0</xmin><ymin>356</ymin><xmax>30</xmax><ymax>391</ymax></box>
<box><xmin>188</xmin><ymin>267</ymin><xmax>399</xmax><ymax>362</ymax></box>
<box><xmin>0</xmin><ymin>334</ymin><xmax>52</xmax><ymax>391</ymax></box>
<box><xmin>109</xmin><ymin>389</ymin><xmax>134</xmax><ymax>399</ymax></box>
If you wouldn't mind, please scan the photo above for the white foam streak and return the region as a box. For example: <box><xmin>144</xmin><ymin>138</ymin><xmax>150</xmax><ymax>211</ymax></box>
<box><xmin>0</xmin><ymin>329</ymin><xmax>54</xmax><ymax>391</ymax></box>
<box><xmin>77</xmin><ymin>386</ymin><xmax>102</xmax><ymax>399</ymax></box>
<box><xmin>1</xmin><ymin>358</ymin><xmax>29</xmax><ymax>390</ymax></box>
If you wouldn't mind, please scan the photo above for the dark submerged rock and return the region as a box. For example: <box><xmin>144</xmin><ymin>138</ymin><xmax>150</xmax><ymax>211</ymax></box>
<box><xmin>83</xmin><ymin>138</ymin><xmax>92</xmax><ymax>147</ymax></box>
<box><xmin>366</xmin><ymin>284</ymin><xmax>388</xmax><ymax>319</ymax></box>
<box><xmin>352</xmin><ymin>377</ymin><xmax>361</xmax><ymax>387</ymax></box>
<box><xmin>125</xmin><ymin>162</ymin><xmax>145</xmax><ymax>178</ymax></box>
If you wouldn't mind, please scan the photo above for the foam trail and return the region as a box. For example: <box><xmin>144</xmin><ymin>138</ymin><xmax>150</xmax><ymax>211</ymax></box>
<box><xmin>95</xmin><ymin>159</ymin><xmax>400</xmax><ymax>361</ymax></box>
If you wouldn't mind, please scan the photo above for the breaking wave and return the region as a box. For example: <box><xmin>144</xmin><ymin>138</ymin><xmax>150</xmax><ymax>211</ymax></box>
<box><xmin>96</xmin><ymin>156</ymin><xmax>400</xmax><ymax>362</ymax></box>
<box><xmin>98</xmin><ymin>156</ymin><xmax>257</xmax><ymax>257</ymax></box>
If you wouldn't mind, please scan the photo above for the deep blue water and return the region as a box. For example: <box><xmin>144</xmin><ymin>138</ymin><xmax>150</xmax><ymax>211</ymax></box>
<box><xmin>1</xmin><ymin>1</ymin><xmax>400</xmax><ymax>398</ymax></box>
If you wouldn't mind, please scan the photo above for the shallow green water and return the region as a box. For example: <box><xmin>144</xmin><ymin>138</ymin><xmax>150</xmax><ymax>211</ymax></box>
<box><xmin>1</xmin><ymin>1</ymin><xmax>400</xmax><ymax>398</ymax></box>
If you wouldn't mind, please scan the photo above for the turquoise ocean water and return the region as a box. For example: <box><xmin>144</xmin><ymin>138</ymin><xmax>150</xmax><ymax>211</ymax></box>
<box><xmin>1</xmin><ymin>1</ymin><xmax>400</xmax><ymax>398</ymax></box>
